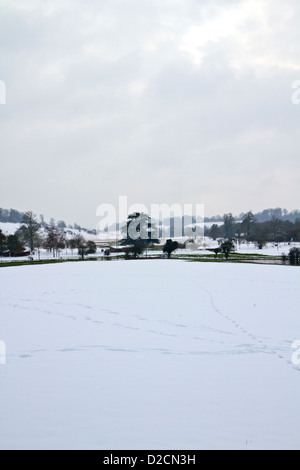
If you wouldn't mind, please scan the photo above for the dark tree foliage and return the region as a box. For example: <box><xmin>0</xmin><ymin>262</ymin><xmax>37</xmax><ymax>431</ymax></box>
<box><xmin>289</xmin><ymin>248</ymin><xmax>300</xmax><ymax>265</ymax></box>
<box><xmin>223</xmin><ymin>213</ymin><xmax>235</xmax><ymax>238</ymax></box>
<box><xmin>210</xmin><ymin>224</ymin><xmax>221</xmax><ymax>240</ymax></box>
<box><xmin>163</xmin><ymin>239</ymin><xmax>179</xmax><ymax>258</ymax></box>
<box><xmin>70</xmin><ymin>234</ymin><xmax>87</xmax><ymax>259</ymax></box>
<box><xmin>220</xmin><ymin>239</ymin><xmax>235</xmax><ymax>259</ymax></box>
<box><xmin>120</xmin><ymin>213</ymin><xmax>159</xmax><ymax>258</ymax></box>
<box><xmin>78</xmin><ymin>246</ymin><xmax>86</xmax><ymax>260</ymax></box>
<box><xmin>241</xmin><ymin>211</ymin><xmax>256</xmax><ymax>238</ymax></box>
<box><xmin>17</xmin><ymin>211</ymin><xmax>41</xmax><ymax>252</ymax></box>
<box><xmin>208</xmin><ymin>247</ymin><xmax>222</xmax><ymax>257</ymax></box>
<box><xmin>0</xmin><ymin>229</ymin><xmax>7</xmax><ymax>254</ymax></box>
<box><xmin>7</xmin><ymin>234</ymin><xmax>24</xmax><ymax>254</ymax></box>
<box><xmin>86</xmin><ymin>241</ymin><xmax>97</xmax><ymax>254</ymax></box>
<box><xmin>207</xmin><ymin>214</ymin><xmax>300</xmax><ymax>244</ymax></box>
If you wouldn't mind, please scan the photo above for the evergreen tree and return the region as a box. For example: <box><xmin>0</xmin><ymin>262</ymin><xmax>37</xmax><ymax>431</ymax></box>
<box><xmin>7</xmin><ymin>234</ymin><xmax>24</xmax><ymax>254</ymax></box>
<box><xmin>86</xmin><ymin>241</ymin><xmax>97</xmax><ymax>254</ymax></box>
<box><xmin>120</xmin><ymin>213</ymin><xmax>159</xmax><ymax>258</ymax></box>
<box><xmin>0</xmin><ymin>229</ymin><xmax>7</xmax><ymax>254</ymax></box>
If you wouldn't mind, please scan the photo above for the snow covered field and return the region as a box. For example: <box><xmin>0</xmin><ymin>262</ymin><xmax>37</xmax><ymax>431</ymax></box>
<box><xmin>0</xmin><ymin>260</ymin><xmax>299</xmax><ymax>450</ymax></box>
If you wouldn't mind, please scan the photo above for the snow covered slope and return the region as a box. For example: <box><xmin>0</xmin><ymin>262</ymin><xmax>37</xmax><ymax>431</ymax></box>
<box><xmin>0</xmin><ymin>260</ymin><xmax>299</xmax><ymax>449</ymax></box>
<box><xmin>0</xmin><ymin>222</ymin><xmax>21</xmax><ymax>236</ymax></box>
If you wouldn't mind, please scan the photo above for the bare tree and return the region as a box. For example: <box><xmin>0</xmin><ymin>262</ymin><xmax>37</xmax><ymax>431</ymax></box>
<box><xmin>46</xmin><ymin>223</ymin><xmax>66</xmax><ymax>257</ymax></box>
<box><xmin>269</xmin><ymin>215</ymin><xmax>283</xmax><ymax>242</ymax></box>
<box><xmin>241</xmin><ymin>211</ymin><xmax>256</xmax><ymax>238</ymax></box>
<box><xmin>223</xmin><ymin>213</ymin><xmax>235</xmax><ymax>238</ymax></box>
<box><xmin>73</xmin><ymin>234</ymin><xmax>86</xmax><ymax>259</ymax></box>
<box><xmin>17</xmin><ymin>211</ymin><xmax>41</xmax><ymax>253</ymax></box>
<box><xmin>68</xmin><ymin>238</ymin><xmax>77</xmax><ymax>255</ymax></box>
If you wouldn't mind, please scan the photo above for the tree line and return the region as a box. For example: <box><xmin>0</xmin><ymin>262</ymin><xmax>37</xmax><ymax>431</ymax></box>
<box><xmin>203</xmin><ymin>208</ymin><xmax>300</xmax><ymax>224</ymax></box>
<box><xmin>119</xmin><ymin>212</ymin><xmax>299</xmax><ymax>263</ymax></box>
<box><xmin>206</xmin><ymin>211</ymin><xmax>300</xmax><ymax>246</ymax></box>
<box><xmin>0</xmin><ymin>211</ymin><xmax>97</xmax><ymax>258</ymax></box>
<box><xmin>1</xmin><ymin>210</ymin><xmax>299</xmax><ymax>265</ymax></box>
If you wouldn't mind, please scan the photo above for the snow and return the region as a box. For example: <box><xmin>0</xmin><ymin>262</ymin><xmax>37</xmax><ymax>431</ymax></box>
<box><xmin>0</xmin><ymin>260</ymin><xmax>299</xmax><ymax>450</ymax></box>
<box><xmin>0</xmin><ymin>222</ymin><xmax>98</xmax><ymax>241</ymax></box>
<box><xmin>2</xmin><ymin>221</ymin><xmax>299</xmax><ymax>262</ymax></box>
<box><xmin>0</xmin><ymin>222</ymin><xmax>21</xmax><ymax>236</ymax></box>
<box><xmin>228</xmin><ymin>241</ymin><xmax>297</xmax><ymax>256</ymax></box>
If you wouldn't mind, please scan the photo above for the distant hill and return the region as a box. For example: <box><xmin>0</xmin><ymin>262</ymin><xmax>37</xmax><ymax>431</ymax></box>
<box><xmin>1</xmin><ymin>206</ymin><xmax>299</xmax><ymax>231</ymax></box>
<box><xmin>205</xmin><ymin>208</ymin><xmax>300</xmax><ymax>224</ymax></box>
<box><xmin>0</xmin><ymin>208</ymin><xmax>24</xmax><ymax>223</ymax></box>
<box><xmin>250</xmin><ymin>208</ymin><xmax>300</xmax><ymax>223</ymax></box>
<box><xmin>0</xmin><ymin>208</ymin><xmax>96</xmax><ymax>235</ymax></box>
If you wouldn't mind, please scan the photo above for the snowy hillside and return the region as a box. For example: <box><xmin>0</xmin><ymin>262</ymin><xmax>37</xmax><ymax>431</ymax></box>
<box><xmin>0</xmin><ymin>222</ymin><xmax>21</xmax><ymax>236</ymax></box>
<box><xmin>0</xmin><ymin>260</ymin><xmax>299</xmax><ymax>449</ymax></box>
<box><xmin>0</xmin><ymin>221</ymin><xmax>98</xmax><ymax>241</ymax></box>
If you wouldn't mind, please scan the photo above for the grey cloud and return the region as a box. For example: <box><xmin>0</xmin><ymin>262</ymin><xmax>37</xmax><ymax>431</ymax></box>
<box><xmin>0</xmin><ymin>0</ymin><xmax>299</xmax><ymax>226</ymax></box>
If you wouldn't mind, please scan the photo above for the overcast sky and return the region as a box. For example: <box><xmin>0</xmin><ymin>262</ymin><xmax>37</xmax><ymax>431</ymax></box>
<box><xmin>1</xmin><ymin>0</ymin><xmax>300</xmax><ymax>227</ymax></box>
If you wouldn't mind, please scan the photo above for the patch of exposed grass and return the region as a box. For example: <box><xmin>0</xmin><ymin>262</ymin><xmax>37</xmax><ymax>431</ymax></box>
<box><xmin>0</xmin><ymin>258</ymin><xmax>96</xmax><ymax>268</ymax></box>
